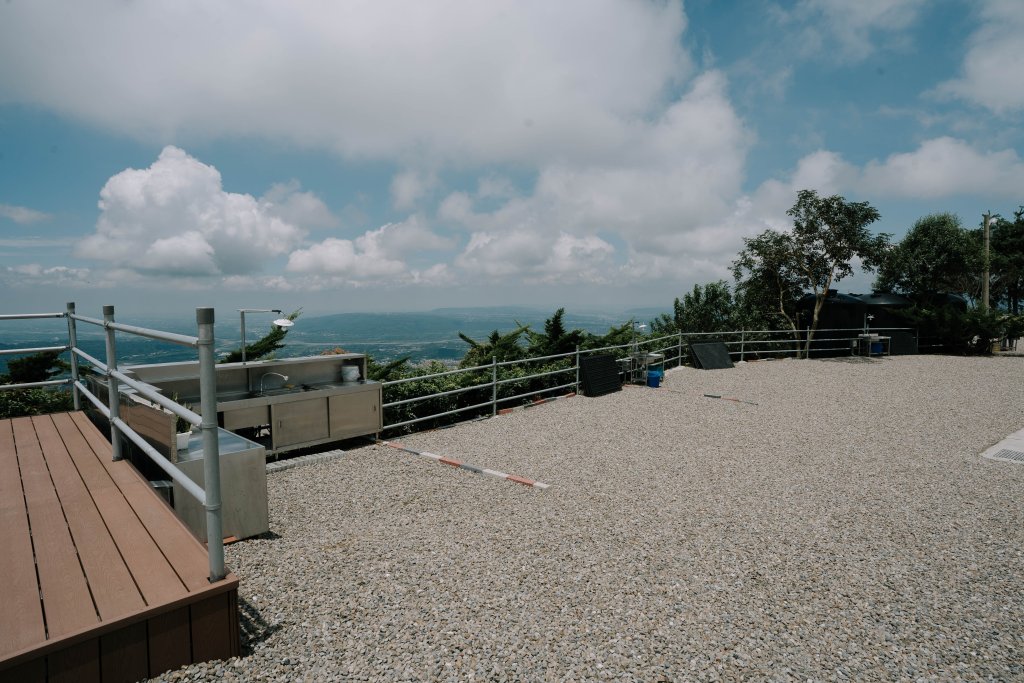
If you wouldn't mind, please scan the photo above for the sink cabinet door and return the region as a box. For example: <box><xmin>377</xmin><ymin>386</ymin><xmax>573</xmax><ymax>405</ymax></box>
<box><xmin>329</xmin><ymin>387</ymin><xmax>381</xmax><ymax>440</ymax></box>
<box><xmin>272</xmin><ymin>398</ymin><xmax>330</xmax><ymax>449</ymax></box>
<box><xmin>222</xmin><ymin>404</ymin><xmax>270</xmax><ymax>431</ymax></box>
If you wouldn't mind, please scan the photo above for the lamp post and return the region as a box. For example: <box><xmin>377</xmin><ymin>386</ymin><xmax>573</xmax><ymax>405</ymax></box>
<box><xmin>239</xmin><ymin>308</ymin><xmax>294</xmax><ymax>363</ymax></box>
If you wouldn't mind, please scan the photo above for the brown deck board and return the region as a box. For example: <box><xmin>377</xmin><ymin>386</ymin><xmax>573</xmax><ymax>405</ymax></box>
<box><xmin>0</xmin><ymin>420</ymin><xmax>47</xmax><ymax>658</ymax></box>
<box><xmin>100</xmin><ymin>621</ymin><xmax>148</xmax><ymax>683</ymax></box>
<box><xmin>147</xmin><ymin>608</ymin><xmax>191</xmax><ymax>678</ymax></box>
<box><xmin>52</xmin><ymin>413</ymin><xmax>188</xmax><ymax>606</ymax></box>
<box><xmin>0</xmin><ymin>411</ymin><xmax>240</xmax><ymax>680</ymax></box>
<box><xmin>11</xmin><ymin>417</ymin><xmax>98</xmax><ymax>638</ymax></box>
<box><xmin>31</xmin><ymin>415</ymin><xmax>147</xmax><ymax>621</ymax></box>
<box><xmin>70</xmin><ymin>412</ymin><xmax>214</xmax><ymax>592</ymax></box>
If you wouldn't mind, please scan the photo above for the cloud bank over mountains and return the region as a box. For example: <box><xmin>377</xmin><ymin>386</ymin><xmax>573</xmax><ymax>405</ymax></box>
<box><xmin>1</xmin><ymin>0</ymin><xmax>1023</xmax><ymax>303</ymax></box>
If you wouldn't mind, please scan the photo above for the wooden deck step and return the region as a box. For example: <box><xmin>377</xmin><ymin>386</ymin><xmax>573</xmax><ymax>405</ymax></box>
<box><xmin>0</xmin><ymin>412</ymin><xmax>240</xmax><ymax>683</ymax></box>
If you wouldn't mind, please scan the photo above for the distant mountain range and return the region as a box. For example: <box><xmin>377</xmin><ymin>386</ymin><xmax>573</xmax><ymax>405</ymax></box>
<box><xmin>1</xmin><ymin>305</ymin><xmax>673</xmax><ymax>370</ymax></box>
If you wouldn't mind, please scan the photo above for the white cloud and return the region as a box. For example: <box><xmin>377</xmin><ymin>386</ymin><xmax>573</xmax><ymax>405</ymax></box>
<box><xmin>475</xmin><ymin>176</ymin><xmax>518</xmax><ymax>200</ymax></box>
<box><xmin>456</xmin><ymin>230</ymin><xmax>614</xmax><ymax>283</ymax></box>
<box><xmin>734</xmin><ymin>137</ymin><xmax>1024</xmax><ymax>217</ymax></box>
<box><xmin>0</xmin><ymin>203</ymin><xmax>51</xmax><ymax>224</ymax></box>
<box><xmin>777</xmin><ymin>0</ymin><xmax>927</xmax><ymax>62</ymax></box>
<box><xmin>0</xmin><ymin>1</ymin><xmax>690</xmax><ymax>167</ymax></box>
<box><xmin>0</xmin><ymin>236</ymin><xmax>77</xmax><ymax>248</ymax></box>
<box><xmin>933</xmin><ymin>0</ymin><xmax>1024</xmax><ymax>114</ymax></box>
<box><xmin>285</xmin><ymin>217</ymin><xmax>452</xmax><ymax>283</ymax></box>
<box><xmin>287</xmin><ymin>237</ymin><xmax>405</xmax><ymax>279</ymax></box>
<box><xmin>372</xmin><ymin>215</ymin><xmax>454</xmax><ymax>254</ymax></box>
<box><xmin>859</xmin><ymin>137</ymin><xmax>1024</xmax><ymax>199</ymax></box>
<box><xmin>0</xmin><ymin>263</ymin><xmax>115</xmax><ymax>289</ymax></box>
<box><xmin>261</xmin><ymin>181</ymin><xmax>338</xmax><ymax>229</ymax></box>
<box><xmin>442</xmin><ymin>70</ymin><xmax>751</xmax><ymax>281</ymax></box>
<box><xmin>76</xmin><ymin>146</ymin><xmax>307</xmax><ymax>276</ymax></box>
<box><xmin>390</xmin><ymin>170</ymin><xmax>438</xmax><ymax>211</ymax></box>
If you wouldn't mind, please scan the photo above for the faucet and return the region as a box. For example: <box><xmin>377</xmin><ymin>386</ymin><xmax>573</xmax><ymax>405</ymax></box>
<box><xmin>259</xmin><ymin>372</ymin><xmax>289</xmax><ymax>394</ymax></box>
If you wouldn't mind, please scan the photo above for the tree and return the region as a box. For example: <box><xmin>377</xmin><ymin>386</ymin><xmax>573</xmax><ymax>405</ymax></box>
<box><xmin>989</xmin><ymin>208</ymin><xmax>1024</xmax><ymax>314</ymax></box>
<box><xmin>0</xmin><ymin>350</ymin><xmax>74</xmax><ymax>419</ymax></box>
<box><xmin>221</xmin><ymin>309</ymin><xmax>302</xmax><ymax>363</ymax></box>
<box><xmin>525</xmin><ymin>308</ymin><xmax>586</xmax><ymax>357</ymax></box>
<box><xmin>3</xmin><ymin>350</ymin><xmax>69</xmax><ymax>384</ymax></box>
<box><xmin>786</xmin><ymin>190</ymin><xmax>888</xmax><ymax>355</ymax></box>
<box><xmin>583</xmin><ymin>321</ymin><xmax>635</xmax><ymax>353</ymax></box>
<box><xmin>875</xmin><ymin>213</ymin><xmax>981</xmax><ymax>298</ymax></box>
<box><xmin>458</xmin><ymin>324</ymin><xmax>530</xmax><ymax>368</ymax></box>
<box><xmin>676</xmin><ymin>281</ymin><xmax>736</xmax><ymax>333</ymax></box>
<box><xmin>732</xmin><ymin>229</ymin><xmax>805</xmax><ymax>334</ymax></box>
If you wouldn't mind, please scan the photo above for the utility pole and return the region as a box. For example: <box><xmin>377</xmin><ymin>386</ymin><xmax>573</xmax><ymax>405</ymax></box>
<box><xmin>982</xmin><ymin>211</ymin><xmax>992</xmax><ymax>311</ymax></box>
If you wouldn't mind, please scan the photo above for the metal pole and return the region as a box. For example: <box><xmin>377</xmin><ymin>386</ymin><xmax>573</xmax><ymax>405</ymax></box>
<box><xmin>491</xmin><ymin>356</ymin><xmax>497</xmax><ymax>417</ymax></box>
<box><xmin>677</xmin><ymin>332</ymin><xmax>683</xmax><ymax>368</ymax></box>
<box><xmin>240</xmin><ymin>310</ymin><xmax>247</xmax><ymax>363</ymax></box>
<box><xmin>983</xmin><ymin>211</ymin><xmax>992</xmax><ymax>312</ymax></box>
<box><xmin>197</xmin><ymin>307</ymin><xmax>225</xmax><ymax>582</ymax></box>
<box><xmin>740</xmin><ymin>329</ymin><xmax>745</xmax><ymax>362</ymax></box>
<box><xmin>66</xmin><ymin>302</ymin><xmax>81</xmax><ymax>410</ymax></box>
<box><xmin>574</xmin><ymin>345</ymin><xmax>580</xmax><ymax>393</ymax></box>
<box><xmin>102</xmin><ymin>305</ymin><xmax>122</xmax><ymax>461</ymax></box>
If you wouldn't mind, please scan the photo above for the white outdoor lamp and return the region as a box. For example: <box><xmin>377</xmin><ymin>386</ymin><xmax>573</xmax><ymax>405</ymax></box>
<box><xmin>239</xmin><ymin>308</ymin><xmax>294</xmax><ymax>363</ymax></box>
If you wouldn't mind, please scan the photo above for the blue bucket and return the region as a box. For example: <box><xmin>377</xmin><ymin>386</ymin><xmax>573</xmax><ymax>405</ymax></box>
<box><xmin>870</xmin><ymin>342</ymin><xmax>883</xmax><ymax>354</ymax></box>
<box><xmin>646</xmin><ymin>371</ymin><xmax>662</xmax><ymax>388</ymax></box>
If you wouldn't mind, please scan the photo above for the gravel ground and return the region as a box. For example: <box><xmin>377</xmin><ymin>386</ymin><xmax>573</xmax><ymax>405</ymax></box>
<box><xmin>151</xmin><ymin>355</ymin><xmax>1024</xmax><ymax>682</ymax></box>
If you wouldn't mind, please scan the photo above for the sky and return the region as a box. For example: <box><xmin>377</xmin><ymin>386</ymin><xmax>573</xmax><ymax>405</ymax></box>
<box><xmin>1</xmin><ymin>0</ymin><xmax>1023</xmax><ymax>319</ymax></box>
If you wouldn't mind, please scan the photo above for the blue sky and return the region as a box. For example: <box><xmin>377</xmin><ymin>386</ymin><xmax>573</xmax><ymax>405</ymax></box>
<box><xmin>1</xmin><ymin>0</ymin><xmax>1022</xmax><ymax>318</ymax></box>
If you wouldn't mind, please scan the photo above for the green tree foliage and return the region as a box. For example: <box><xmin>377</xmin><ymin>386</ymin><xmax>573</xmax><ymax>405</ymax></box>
<box><xmin>4</xmin><ymin>349</ymin><xmax>69</xmax><ymax>383</ymax></box>
<box><xmin>0</xmin><ymin>350</ymin><xmax>73</xmax><ymax>419</ymax></box>
<box><xmin>366</xmin><ymin>355</ymin><xmax>412</xmax><ymax>382</ymax></box>
<box><xmin>732</xmin><ymin>229</ymin><xmax>805</xmax><ymax>333</ymax></box>
<box><xmin>787</xmin><ymin>190</ymin><xmax>888</xmax><ymax>353</ymax></box>
<box><xmin>677</xmin><ymin>281</ymin><xmax>735</xmax><ymax>333</ymax></box>
<box><xmin>988</xmin><ymin>208</ymin><xmax>1024</xmax><ymax>314</ymax></box>
<box><xmin>0</xmin><ymin>388</ymin><xmax>74</xmax><ymax>419</ymax></box>
<box><xmin>221</xmin><ymin>309</ymin><xmax>302</xmax><ymax>363</ymax></box>
<box><xmin>875</xmin><ymin>213</ymin><xmax>981</xmax><ymax>298</ymax></box>
<box><xmin>457</xmin><ymin>324</ymin><xmax>530</xmax><ymax>368</ymax></box>
<box><xmin>648</xmin><ymin>313</ymin><xmax>674</xmax><ymax>335</ymax></box>
<box><xmin>525</xmin><ymin>308</ymin><xmax>586</xmax><ymax>357</ymax></box>
<box><xmin>908</xmin><ymin>306</ymin><xmax>1022</xmax><ymax>355</ymax></box>
<box><xmin>649</xmin><ymin>284</ymin><xmax>736</xmax><ymax>335</ymax></box>
<box><xmin>583</xmin><ymin>321</ymin><xmax>635</xmax><ymax>352</ymax></box>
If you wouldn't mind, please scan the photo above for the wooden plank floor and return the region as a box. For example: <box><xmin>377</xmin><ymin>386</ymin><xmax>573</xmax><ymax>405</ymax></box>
<box><xmin>0</xmin><ymin>412</ymin><xmax>239</xmax><ymax>683</ymax></box>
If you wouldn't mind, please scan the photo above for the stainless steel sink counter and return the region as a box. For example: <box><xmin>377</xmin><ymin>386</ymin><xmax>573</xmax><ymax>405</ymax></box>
<box><xmin>122</xmin><ymin>354</ymin><xmax>381</xmax><ymax>455</ymax></box>
<box><xmin>124</xmin><ymin>353</ymin><xmax>369</xmax><ymax>399</ymax></box>
<box><xmin>216</xmin><ymin>380</ymin><xmax>377</xmax><ymax>410</ymax></box>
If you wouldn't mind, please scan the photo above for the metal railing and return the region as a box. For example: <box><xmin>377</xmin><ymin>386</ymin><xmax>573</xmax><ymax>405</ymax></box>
<box><xmin>1</xmin><ymin>303</ymin><xmax>227</xmax><ymax>582</ymax></box>
<box><xmin>379</xmin><ymin>326</ymin><xmax>914</xmax><ymax>434</ymax></box>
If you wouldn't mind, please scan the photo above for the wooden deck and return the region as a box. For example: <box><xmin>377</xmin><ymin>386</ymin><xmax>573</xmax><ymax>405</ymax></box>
<box><xmin>0</xmin><ymin>412</ymin><xmax>239</xmax><ymax>683</ymax></box>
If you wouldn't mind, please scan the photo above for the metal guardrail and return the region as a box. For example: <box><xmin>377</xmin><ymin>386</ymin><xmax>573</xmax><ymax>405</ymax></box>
<box><xmin>1</xmin><ymin>303</ymin><xmax>227</xmax><ymax>582</ymax></box>
<box><xmin>378</xmin><ymin>326</ymin><xmax>915</xmax><ymax>434</ymax></box>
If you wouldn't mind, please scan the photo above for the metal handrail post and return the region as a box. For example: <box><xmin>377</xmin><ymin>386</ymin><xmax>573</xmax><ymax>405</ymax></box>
<box><xmin>197</xmin><ymin>307</ymin><xmax>225</xmax><ymax>582</ymax></box>
<box><xmin>677</xmin><ymin>332</ymin><xmax>683</xmax><ymax>368</ymax></box>
<box><xmin>66</xmin><ymin>302</ymin><xmax>81</xmax><ymax>410</ymax></box>
<box><xmin>491</xmin><ymin>356</ymin><xmax>497</xmax><ymax>417</ymax></box>
<box><xmin>574</xmin><ymin>345</ymin><xmax>580</xmax><ymax>392</ymax></box>
<box><xmin>102</xmin><ymin>305</ymin><xmax>123</xmax><ymax>461</ymax></box>
<box><xmin>239</xmin><ymin>310</ymin><xmax>247</xmax><ymax>363</ymax></box>
<box><xmin>740</xmin><ymin>329</ymin><xmax>745</xmax><ymax>362</ymax></box>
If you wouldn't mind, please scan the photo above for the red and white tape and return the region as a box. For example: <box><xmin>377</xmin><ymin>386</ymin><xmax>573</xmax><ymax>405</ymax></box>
<box><xmin>375</xmin><ymin>438</ymin><xmax>550</xmax><ymax>489</ymax></box>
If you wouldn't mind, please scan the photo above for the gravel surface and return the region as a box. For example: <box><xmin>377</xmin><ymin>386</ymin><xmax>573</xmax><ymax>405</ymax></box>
<box><xmin>151</xmin><ymin>355</ymin><xmax>1024</xmax><ymax>682</ymax></box>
